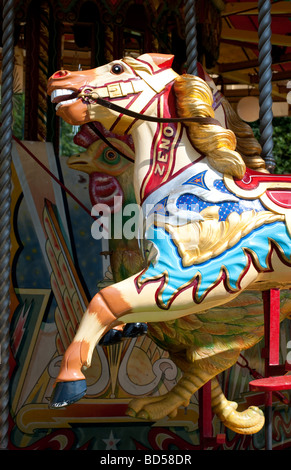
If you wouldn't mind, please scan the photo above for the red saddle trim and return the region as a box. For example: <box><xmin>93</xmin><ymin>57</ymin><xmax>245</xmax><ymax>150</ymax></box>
<box><xmin>234</xmin><ymin>168</ymin><xmax>291</xmax><ymax>191</ymax></box>
<box><xmin>266</xmin><ymin>190</ymin><xmax>291</xmax><ymax>209</ymax></box>
<box><xmin>232</xmin><ymin>168</ymin><xmax>291</xmax><ymax>208</ymax></box>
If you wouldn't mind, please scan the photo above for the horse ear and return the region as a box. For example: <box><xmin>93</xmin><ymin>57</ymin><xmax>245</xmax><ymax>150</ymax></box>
<box><xmin>197</xmin><ymin>63</ymin><xmax>206</xmax><ymax>80</ymax></box>
<box><xmin>137</xmin><ymin>53</ymin><xmax>174</xmax><ymax>72</ymax></box>
<box><xmin>197</xmin><ymin>62</ymin><xmax>216</xmax><ymax>92</ymax></box>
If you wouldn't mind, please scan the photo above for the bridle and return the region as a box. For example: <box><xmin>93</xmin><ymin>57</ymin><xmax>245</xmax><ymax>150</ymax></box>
<box><xmin>84</xmin><ymin>93</ymin><xmax>222</xmax><ymax>164</ymax></box>
<box><xmin>81</xmin><ymin>84</ymin><xmax>222</xmax><ymax>127</ymax></box>
<box><xmin>94</xmin><ymin>94</ymin><xmax>221</xmax><ymax>127</ymax></box>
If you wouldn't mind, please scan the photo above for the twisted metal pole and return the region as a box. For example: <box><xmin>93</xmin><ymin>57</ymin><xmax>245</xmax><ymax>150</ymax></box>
<box><xmin>0</xmin><ymin>0</ymin><xmax>14</xmax><ymax>450</ymax></box>
<box><xmin>184</xmin><ymin>0</ymin><xmax>198</xmax><ymax>75</ymax></box>
<box><xmin>258</xmin><ymin>0</ymin><xmax>275</xmax><ymax>172</ymax></box>
<box><xmin>258</xmin><ymin>0</ymin><xmax>275</xmax><ymax>450</ymax></box>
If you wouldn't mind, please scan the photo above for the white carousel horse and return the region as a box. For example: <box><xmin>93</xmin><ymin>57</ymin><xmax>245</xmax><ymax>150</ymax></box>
<box><xmin>47</xmin><ymin>53</ymin><xmax>291</xmax><ymax>434</ymax></box>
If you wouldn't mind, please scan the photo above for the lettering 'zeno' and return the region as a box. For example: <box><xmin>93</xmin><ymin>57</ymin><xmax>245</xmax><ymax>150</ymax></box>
<box><xmin>154</xmin><ymin>125</ymin><xmax>175</xmax><ymax>176</ymax></box>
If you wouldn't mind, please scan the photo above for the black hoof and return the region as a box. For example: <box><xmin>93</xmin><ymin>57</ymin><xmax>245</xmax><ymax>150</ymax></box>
<box><xmin>99</xmin><ymin>323</ymin><xmax>148</xmax><ymax>346</ymax></box>
<box><xmin>99</xmin><ymin>328</ymin><xmax>123</xmax><ymax>346</ymax></box>
<box><xmin>49</xmin><ymin>379</ymin><xmax>87</xmax><ymax>408</ymax></box>
<box><xmin>122</xmin><ymin>322</ymin><xmax>148</xmax><ymax>338</ymax></box>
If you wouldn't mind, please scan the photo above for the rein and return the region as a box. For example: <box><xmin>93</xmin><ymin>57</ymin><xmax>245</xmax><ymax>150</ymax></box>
<box><xmin>93</xmin><ymin>94</ymin><xmax>222</xmax><ymax>127</ymax></box>
<box><xmin>86</xmin><ymin>93</ymin><xmax>222</xmax><ymax>162</ymax></box>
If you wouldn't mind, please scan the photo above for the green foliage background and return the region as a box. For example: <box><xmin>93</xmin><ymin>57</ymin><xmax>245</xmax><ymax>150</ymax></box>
<box><xmin>250</xmin><ymin>116</ymin><xmax>291</xmax><ymax>174</ymax></box>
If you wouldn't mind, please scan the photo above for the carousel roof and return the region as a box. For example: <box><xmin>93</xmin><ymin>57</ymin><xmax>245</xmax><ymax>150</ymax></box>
<box><xmin>214</xmin><ymin>0</ymin><xmax>291</xmax><ymax>110</ymax></box>
<box><xmin>1</xmin><ymin>0</ymin><xmax>290</xmax><ymax>113</ymax></box>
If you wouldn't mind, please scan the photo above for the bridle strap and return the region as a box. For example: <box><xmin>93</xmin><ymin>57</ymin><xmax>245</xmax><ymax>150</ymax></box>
<box><xmin>95</xmin><ymin>95</ymin><xmax>222</xmax><ymax>127</ymax></box>
<box><xmin>86</xmin><ymin>94</ymin><xmax>222</xmax><ymax>163</ymax></box>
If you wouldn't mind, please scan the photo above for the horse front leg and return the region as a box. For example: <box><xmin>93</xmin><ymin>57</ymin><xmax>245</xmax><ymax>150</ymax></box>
<box><xmin>49</xmin><ymin>273</ymin><xmax>164</xmax><ymax>408</ymax></box>
<box><xmin>49</xmin><ymin>267</ymin><xmax>257</xmax><ymax>409</ymax></box>
<box><xmin>49</xmin><ymin>278</ymin><xmax>136</xmax><ymax>408</ymax></box>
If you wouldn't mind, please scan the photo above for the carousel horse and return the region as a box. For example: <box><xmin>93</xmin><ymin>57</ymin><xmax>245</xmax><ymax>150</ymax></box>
<box><xmin>47</xmin><ymin>53</ymin><xmax>291</xmax><ymax>434</ymax></box>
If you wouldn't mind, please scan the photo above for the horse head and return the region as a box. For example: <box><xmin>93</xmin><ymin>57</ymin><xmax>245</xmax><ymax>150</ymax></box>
<box><xmin>48</xmin><ymin>52</ymin><xmax>267</xmax><ymax>190</ymax></box>
<box><xmin>47</xmin><ymin>53</ymin><xmax>178</xmax><ymax>134</ymax></box>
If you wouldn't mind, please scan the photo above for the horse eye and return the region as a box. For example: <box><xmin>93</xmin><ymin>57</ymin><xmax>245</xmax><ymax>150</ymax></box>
<box><xmin>111</xmin><ymin>63</ymin><xmax>124</xmax><ymax>75</ymax></box>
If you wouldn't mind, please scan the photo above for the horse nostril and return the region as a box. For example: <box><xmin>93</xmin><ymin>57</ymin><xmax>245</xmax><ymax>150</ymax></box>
<box><xmin>52</xmin><ymin>70</ymin><xmax>69</xmax><ymax>79</ymax></box>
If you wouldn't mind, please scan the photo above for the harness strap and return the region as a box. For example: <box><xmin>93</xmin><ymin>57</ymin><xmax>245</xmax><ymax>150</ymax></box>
<box><xmin>86</xmin><ymin>95</ymin><xmax>223</xmax><ymax>163</ymax></box>
<box><xmin>92</xmin><ymin>94</ymin><xmax>222</xmax><ymax>127</ymax></box>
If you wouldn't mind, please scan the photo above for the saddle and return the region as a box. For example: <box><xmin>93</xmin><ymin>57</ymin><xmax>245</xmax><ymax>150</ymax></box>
<box><xmin>224</xmin><ymin>167</ymin><xmax>291</xmax><ymax>235</ymax></box>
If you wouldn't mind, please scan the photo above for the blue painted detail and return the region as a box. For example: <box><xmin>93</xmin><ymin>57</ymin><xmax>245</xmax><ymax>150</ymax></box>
<box><xmin>152</xmin><ymin>196</ymin><xmax>169</xmax><ymax>216</ymax></box>
<box><xmin>213</xmin><ymin>179</ymin><xmax>233</xmax><ymax>194</ymax></box>
<box><xmin>176</xmin><ymin>192</ymin><xmax>265</xmax><ymax>221</ymax></box>
<box><xmin>150</xmin><ymin>177</ymin><xmax>266</xmax><ymax>222</ymax></box>
<box><xmin>139</xmin><ymin>221</ymin><xmax>291</xmax><ymax>308</ymax></box>
<box><xmin>182</xmin><ymin>170</ymin><xmax>209</xmax><ymax>190</ymax></box>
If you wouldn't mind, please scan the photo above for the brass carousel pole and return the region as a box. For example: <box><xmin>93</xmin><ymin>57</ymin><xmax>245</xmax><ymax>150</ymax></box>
<box><xmin>184</xmin><ymin>0</ymin><xmax>198</xmax><ymax>76</ymax></box>
<box><xmin>0</xmin><ymin>0</ymin><xmax>14</xmax><ymax>450</ymax></box>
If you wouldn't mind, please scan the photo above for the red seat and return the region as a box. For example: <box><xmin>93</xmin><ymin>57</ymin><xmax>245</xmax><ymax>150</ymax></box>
<box><xmin>250</xmin><ymin>374</ymin><xmax>291</xmax><ymax>392</ymax></box>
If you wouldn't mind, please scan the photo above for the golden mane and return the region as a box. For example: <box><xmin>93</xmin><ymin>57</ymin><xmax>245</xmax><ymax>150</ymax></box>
<box><xmin>174</xmin><ymin>75</ymin><xmax>255</xmax><ymax>179</ymax></box>
<box><xmin>220</xmin><ymin>95</ymin><xmax>267</xmax><ymax>173</ymax></box>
